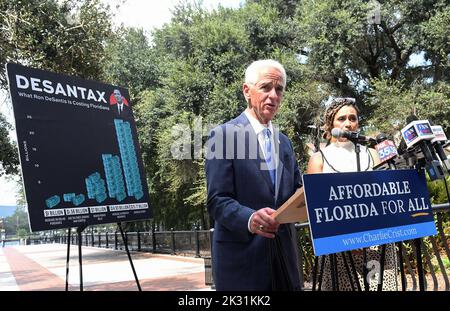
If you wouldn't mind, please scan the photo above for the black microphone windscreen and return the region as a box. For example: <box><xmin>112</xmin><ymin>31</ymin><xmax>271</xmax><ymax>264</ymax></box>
<box><xmin>405</xmin><ymin>114</ymin><xmax>418</xmax><ymax>124</ymax></box>
<box><xmin>376</xmin><ymin>133</ymin><xmax>388</xmax><ymax>143</ymax></box>
<box><xmin>397</xmin><ymin>140</ymin><xmax>407</xmax><ymax>155</ymax></box>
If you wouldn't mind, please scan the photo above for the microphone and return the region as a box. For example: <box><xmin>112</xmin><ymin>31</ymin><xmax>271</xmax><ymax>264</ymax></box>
<box><xmin>431</xmin><ymin>125</ymin><xmax>450</xmax><ymax>172</ymax></box>
<box><xmin>400</xmin><ymin>116</ymin><xmax>445</xmax><ymax>180</ymax></box>
<box><xmin>374</xmin><ymin>133</ymin><xmax>398</xmax><ymax>170</ymax></box>
<box><xmin>331</xmin><ymin>128</ymin><xmax>377</xmax><ymax>146</ymax></box>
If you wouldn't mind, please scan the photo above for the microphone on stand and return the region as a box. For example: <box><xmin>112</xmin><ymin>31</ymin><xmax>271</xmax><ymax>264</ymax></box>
<box><xmin>331</xmin><ymin>128</ymin><xmax>377</xmax><ymax>147</ymax></box>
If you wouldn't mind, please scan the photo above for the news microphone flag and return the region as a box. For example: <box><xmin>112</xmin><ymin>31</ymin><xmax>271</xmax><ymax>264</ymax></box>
<box><xmin>401</xmin><ymin>120</ymin><xmax>435</xmax><ymax>148</ymax></box>
<box><xmin>375</xmin><ymin>140</ymin><xmax>398</xmax><ymax>163</ymax></box>
<box><xmin>431</xmin><ymin>125</ymin><xmax>448</xmax><ymax>143</ymax></box>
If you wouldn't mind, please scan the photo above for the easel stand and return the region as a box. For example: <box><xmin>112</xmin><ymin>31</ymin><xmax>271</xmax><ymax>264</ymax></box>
<box><xmin>117</xmin><ymin>222</ymin><xmax>142</xmax><ymax>291</ymax></box>
<box><xmin>65</xmin><ymin>228</ymin><xmax>71</xmax><ymax>291</ymax></box>
<box><xmin>64</xmin><ymin>223</ymin><xmax>142</xmax><ymax>291</ymax></box>
<box><xmin>64</xmin><ymin>226</ymin><xmax>86</xmax><ymax>291</ymax></box>
<box><xmin>77</xmin><ymin>226</ymin><xmax>85</xmax><ymax>291</ymax></box>
<box><xmin>64</xmin><ymin>225</ymin><xmax>86</xmax><ymax>291</ymax></box>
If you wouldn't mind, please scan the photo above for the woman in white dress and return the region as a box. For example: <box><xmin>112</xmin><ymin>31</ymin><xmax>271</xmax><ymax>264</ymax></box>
<box><xmin>307</xmin><ymin>98</ymin><xmax>398</xmax><ymax>291</ymax></box>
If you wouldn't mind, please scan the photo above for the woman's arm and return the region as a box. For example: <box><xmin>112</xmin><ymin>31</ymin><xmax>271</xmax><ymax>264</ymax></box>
<box><xmin>307</xmin><ymin>152</ymin><xmax>324</xmax><ymax>174</ymax></box>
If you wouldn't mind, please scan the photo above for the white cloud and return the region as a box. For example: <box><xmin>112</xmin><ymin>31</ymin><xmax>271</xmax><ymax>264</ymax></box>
<box><xmin>107</xmin><ymin>0</ymin><xmax>178</xmax><ymax>31</ymax></box>
<box><xmin>0</xmin><ymin>175</ymin><xmax>18</xmax><ymax>206</ymax></box>
<box><xmin>407</xmin><ymin>51</ymin><xmax>432</xmax><ymax>68</ymax></box>
<box><xmin>0</xmin><ymin>90</ymin><xmax>18</xmax><ymax>206</ymax></box>
<box><xmin>105</xmin><ymin>0</ymin><xmax>243</xmax><ymax>32</ymax></box>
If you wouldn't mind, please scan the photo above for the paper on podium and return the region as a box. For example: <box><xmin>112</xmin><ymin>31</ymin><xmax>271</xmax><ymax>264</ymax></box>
<box><xmin>272</xmin><ymin>187</ymin><xmax>307</xmax><ymax>224</ymax></box>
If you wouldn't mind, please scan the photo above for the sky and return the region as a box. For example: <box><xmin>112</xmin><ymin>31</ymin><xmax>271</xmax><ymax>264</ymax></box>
<box><xmin>106</xmin><ymin>0</ymin><xmax>243</xmax><ymax>32</ymax></box>
<box><xmin>0</xmin><ymin>0</ymin><xmax>243</xmax><ymax>206</ymax></box>
<box><xmin>0</xmin><ymin>89</ymin><xmax>17</xmax><ymax>206</ymax></box>
<box><xmin>0</xmin><ymin>176</ymin><xmax>18</xmax><ymax>206</ymax></box>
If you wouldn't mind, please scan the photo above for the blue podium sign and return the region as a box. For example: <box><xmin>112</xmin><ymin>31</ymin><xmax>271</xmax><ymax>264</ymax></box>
<box><xmin>302</xmin><ymin>169</ymin><xmax>437</xmax><ymax>256</ymax></box>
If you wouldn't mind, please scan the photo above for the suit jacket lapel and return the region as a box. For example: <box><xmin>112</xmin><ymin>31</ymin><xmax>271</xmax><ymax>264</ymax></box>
<box><xmin>235</xmin><ymin>113</ymin><xmax>275</xmax><ymax>195</ymax></box>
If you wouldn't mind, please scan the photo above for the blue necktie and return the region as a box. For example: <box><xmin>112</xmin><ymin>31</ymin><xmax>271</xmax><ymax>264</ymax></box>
<box><xmin>263</xmin><ymin>128</ymin><xmax>276</xmax><ymax>188</ymax></box>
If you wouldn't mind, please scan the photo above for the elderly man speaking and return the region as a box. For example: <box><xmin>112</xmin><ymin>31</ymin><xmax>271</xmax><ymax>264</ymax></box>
<box><xmin>205</xmin><ymin>59</ymin><xmax>303</xmax><ymax>291</ymax></box>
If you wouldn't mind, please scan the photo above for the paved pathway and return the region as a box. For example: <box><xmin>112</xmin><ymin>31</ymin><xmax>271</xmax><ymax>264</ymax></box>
<box><xmin>0</xmin><ymin>244</ymin><xmax>210</xmax><ymax>291</ymax></box>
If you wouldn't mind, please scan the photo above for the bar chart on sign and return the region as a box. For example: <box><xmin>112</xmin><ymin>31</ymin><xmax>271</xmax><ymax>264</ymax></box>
<box><xmin>6</xmin><ymin>63</ymin><xmax>151</xmax><ymax>231</ymax></box>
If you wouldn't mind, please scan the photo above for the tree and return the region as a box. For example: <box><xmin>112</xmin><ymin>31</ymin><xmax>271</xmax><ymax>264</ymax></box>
<box><xmin>295</xmin><ymin>0</ymin><xmax>449</xmax><ymax>134</ymax></box>
<box><xmin>296</xmin><ymin>0</ymin><xmax>449</xmax><ymax>85</ymax></box>
<box><xmin>365</xmin><ymin>79</ymin><xmax>450</xmax><ymax>137</ymax></box>
<box><xmin>3</xmin><ymin>205</ymin><xmax>29</xmax><ymax>237</ymax></box>
<box><xmin>0</xmin><ymin>0</ymin><xmax>114</xmax><ymax>178</ymax></box>
<box><xmin>102</xmin><ymin>27</ymin><xmax>160</xmax><ymax>97</ymax></box>
<box><xmin>0</xmin><ymin>113</ymin><xmax>19</xmax><ymax>176</ymax></box>
<box><xmin>419</xmin><ymin>6</ymin><xmax>450</xmax><ymax>83</ymax></box>
<box><xmin>118</xmin><ymin>0</ymin><xmax>330</xmax><ymax>229</ymax></box>
<box><xmin>0</xmin><ymin>0</ymin><xmax>113</xmax><ymax>87</ymax></box>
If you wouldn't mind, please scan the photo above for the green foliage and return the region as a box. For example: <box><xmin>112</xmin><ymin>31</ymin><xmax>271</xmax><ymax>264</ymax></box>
<box><xmin>365</xmin><ymin>79</ymin><xmax>450</xmax><ymax>137</ymax></box>
<box><xmin>0</xmin><ymin>114</ymin><xmax>19</xmax><ymax>176</ymax></box>
<box><xmin>296</xmin><ymin>0</ymin><xmax>370</xmax><ymax>81</ymax></box>
<box><xmin>2</xmin><ymin>205</ymin><xmax>30</xmax><ymax>237</ymax></box>
<box><xmin>16</xmin><ymin>228</ymin><xmax>28</xmax><ymax>239</ymax></box>
<box><xmin>0</xmin><ymin>0</ymin><xmax>114</xmax><ymax>86</ymax></box>
<box><xmin>417</xmin><ymin>2</ymin><xmax>450</xmax><ymax>82</ymax></box>
<box><xmin>295</xmin><ymin>0</ymin><xmax>450</xmax><ymax>123</ymax></box>
<box><xmin>0</xmin><ymin>0</ymin><xmax>114</xmax><ymax>179</ymax></box>
<box><xmin>443</xmin><ymin>257</ymin><xmax>450</xmax><ymax>270</ymax></box>
<box><xmin>427</xmin><ymin>175</ymin><xmax>450</xmax><ymax>205</ymax></box>
<box><xmin>102</xmin><ymin>27</ymin><xmax>160</xmax><ymax>97</ymax></box>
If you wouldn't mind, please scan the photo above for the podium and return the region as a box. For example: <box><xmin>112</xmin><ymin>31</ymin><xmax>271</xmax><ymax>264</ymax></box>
<box><xmin>272</xmin><ymin>187</ymin><xmax>308</xmax><ymax>224</ymax></box>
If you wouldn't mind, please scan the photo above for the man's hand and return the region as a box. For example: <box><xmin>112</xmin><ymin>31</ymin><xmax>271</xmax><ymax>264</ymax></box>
<box><xmin>250</xmin><ymin>207</ymin><xmax>280</xmax><ymax>238</ymax></box>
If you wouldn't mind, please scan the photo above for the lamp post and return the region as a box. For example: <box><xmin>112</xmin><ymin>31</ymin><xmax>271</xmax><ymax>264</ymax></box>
<box><xmin>0</xmin><ymin>218</ymin><xmax>5</xmax><ymax>241</ymax></box>
<box><xmin>0</xmin><ymin>217</ymin><xmax>5</xmax><ymax>244</ymax></box>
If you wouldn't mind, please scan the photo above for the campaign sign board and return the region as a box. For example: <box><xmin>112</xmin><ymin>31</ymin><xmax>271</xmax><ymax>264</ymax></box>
<box><xmin>6</xmin><ymin>63</ymin><xmax>151</xmax><ymax>232</ymax></box>
<box><xmin>302</xmin><ymin>169</ymin><xmax>437</xmax><ymax>256</ymax></box>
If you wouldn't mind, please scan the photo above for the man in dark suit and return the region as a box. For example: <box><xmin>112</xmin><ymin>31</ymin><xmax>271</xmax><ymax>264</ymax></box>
<box><xmin>110</xmin><ymin>89</ymin><xmax>131</xmax><ymax>119</ymax></box>
<box><xmin>205</xmin><ymin>59</ymin><xmax>302</xmax><ymax>291</ymax></box>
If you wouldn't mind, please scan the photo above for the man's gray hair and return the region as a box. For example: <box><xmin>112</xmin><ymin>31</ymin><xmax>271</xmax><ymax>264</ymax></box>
<box><xmin>244</xmin><ymin>59</ymin><xmax>287</xmax><ymax>88</ymax></box>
